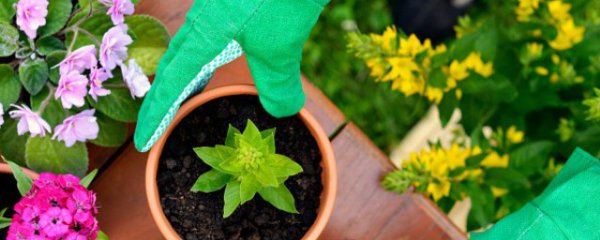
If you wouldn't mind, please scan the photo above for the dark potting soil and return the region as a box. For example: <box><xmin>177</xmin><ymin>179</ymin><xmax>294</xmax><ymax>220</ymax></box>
<box><xmin>0</xmin><ymin>173</ymin><xmax>21</xmax><ymax>239</ymax></box>
<box><xmin>157</xmin><ymin>95</ymin><xmax>324</xmax><ymax>240</ymax></box>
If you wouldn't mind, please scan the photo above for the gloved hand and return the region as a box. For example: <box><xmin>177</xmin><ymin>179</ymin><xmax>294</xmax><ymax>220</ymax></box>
<box><xmin>471</xmin><ymin>148</ymin><xmax>600</xmax><ymax>239</ymax></box>
<box><xmin>134</xmin><ymin>0</ymin><xmax>329</xmax><ymax>152</ymax></box>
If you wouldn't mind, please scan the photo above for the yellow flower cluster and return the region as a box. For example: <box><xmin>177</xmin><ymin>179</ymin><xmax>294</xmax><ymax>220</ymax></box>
<box><xmin>403</xmin><ymin>144</ymin><xmax>509</xmax><ymax>201</ymax></box>
<box><xmin>516</xmin><ymin>0</ymin><xmax>585</xmax><ymax>50</ymax></box>
<box><xmin>443</xmin><ymin>52</ymin><xmax>494</xmax><ymax>98</ymax></box>
<box><xmin>367</xmin><ymin>27</ymin><xmax>447</xmax><ymax>103</ymax></box>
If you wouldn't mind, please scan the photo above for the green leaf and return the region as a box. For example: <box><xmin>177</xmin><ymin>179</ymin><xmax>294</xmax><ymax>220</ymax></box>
<box><xmin>191</xmin><ymin>169</ymin><xmax>231</xmax><ymax>193</ymax></box>
<box><xmin>97</xmin><ymin>231</ymin><xmax>109</xmax><ymax>240</ymax></box>
<box><xmin>463</xmin><ymin>182</ymin><xmax>495</xmax><ymax>230</ymax></box>
<box><xmin>240</xmin><ymin>176</ymin><xmax>260</xmax><ymax>204</ymax></box>
<box><xmin>25</xmin><ymin>136</ymin><xmax>89</xmax><ymax>177</ymax></box>
<box><xmin>509</xmin><ymin>141</ymin><xmax>555</xmax><ymax>177</ymax></box>
<box><xmin>125</xmin><ymin>15</ymin><xmax>170</xmax><ymax>75</ymax></box>
<box><xmin>259</xmin><ymin>185</ymin><xmax>299</xmax><ymax>214</ymax></box>
<box><xmin>261</xmin><ymin>129</ymin><xmax>276</xmax><ymax>154</ymax></box>
<box><xmin>66</xmin><ymin>12</ymin><xmax>113</xmax><ymax>50</ymax></box>
<box><xmin>0</xmin><ymin>21</ymin><xmax>19</xmax><ymax>57</ymax></box>
<box><xmin>0</xmin><ymin>208</ymin><xmax>11</xmax><ymax>229</ymax></box>
<box><xmin>254</xmin><ymin>167</ymin><xmax>279</xmax><ymax>187</ymax></box>
<box><xmin>0</xmin><ymin>64</ymin><xmax>21</xmax><ymax>110</ymax></box>
<box><xmin>30</xmin><ymin>86</ymin><xmax>67</xmax><ymax>127</ymax></box>
<box><xmin>6</xmin><ymin>160</ymin><xmax>33</xmax><ymax>196</ymax></box>
<box><xmin>89</xmin><ymin>81</ymin><xmax>142</xmax><ymax>122</ymax></box>
<box><xmin>39</xmin><ymin>0</ymin><xmax>72</xmax><ymax>38</ymax></box>
<box><xmin>36</xmin><ymin>36</ymin><xmax>66</xmax><ymax>56</ymax></box>
<box><xmin>223</xmin><ymin>181</ymin><xmax>241</xmax><ymax>218</ymax></box>
<box><xmin>465</xmin><ymin>153</ymin><xmax>487</xmax><ymax>169</ymax></box>
<box><xmin>242</xmin><ymin>120</ymin><xmax>262</xmax><ymax>143</ymax></box>
<box><xmin>267</xmin><ymin>154</ymin><xmax>303</xmax><ymax>178</ymax></box>
<box><xmin>225</xmin><ymin>125</ymin><xmax>241</xmax><ymax>147</ymax></box>
<box><xmin>80</xmin><ymin>169</ymin><xmax>98</xmax><ymax>188</ymax></box>
<box><xmin>194</xmin><ymin>146</ymin><xmax>237</xmax><ymax>174</ymax></box>
<box><xmin>437</xmin><ymin>93</ymin><xmax>458</xmax><ymax>128</ymax></box>
<box><xmin>459</xmin><ymin>74</ymin><xmax>517</xmax><ymax>103</ymax></box>
<box><xmin>46</xmin><ymin>51</ymin><xmax>66</xmax><ymax>84</ymax></box>
<box><xmin>484</xmin><ymin>168</ymin><xmax>530</xmax><ymax>189</ymax></box>
<box><xmin>0</xmin><ymin>0</ymin><xmax>17</xmax><ymax>22</ymax></box>
<box><xmin>0</xmin><ymin>119</ymin><xmax>28</xmax><ymax>165</ymax></box>
<box><xmin>90</xmin><ymin>112</ymin><xmax>127</xmax><ymax>147</ymax></box>
<box><xmin>19</xmin><ymin>58</ymin><xmax>49</xmax><ymax>95</ymax></box>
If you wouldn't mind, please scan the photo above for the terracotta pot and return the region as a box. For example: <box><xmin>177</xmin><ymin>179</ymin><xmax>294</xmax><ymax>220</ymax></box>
<box><xmin>146</xmin><ymin>85</ymin><xmax>338</xmax><ymax>240</ymax></box>
<box><xmin>0</xmin><ymin>163</ymin><xmax>39</xmax><ymax>180</ymax></box>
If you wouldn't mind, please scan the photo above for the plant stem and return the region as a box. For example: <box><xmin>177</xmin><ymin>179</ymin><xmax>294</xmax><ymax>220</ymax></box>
<box><xmin>36</xmin><ymin>83</ymin><xmax>57</xmax><ymax>115</ymax></box>
<box><xmin>78</xmin><ymin>27</ymin><xmax>102</xmax><ymax>46</ymax></box>
<box><xmin>68</xmin><ymin>29</ymin><xmax>79</xmax><ymax>53</ymax></box>
<box><xmin>104</xmin><ymin>84</ymin><xmax>127</xmax><ymax>88</ymax></box>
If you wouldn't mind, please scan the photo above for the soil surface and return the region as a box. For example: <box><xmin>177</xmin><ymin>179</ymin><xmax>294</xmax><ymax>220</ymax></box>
<box><xmin>0</xmin><ymin>173</ymin><xmax>21</xmax><ymax>239</ymax></box>
<box><xmin>157</xmin><ymin>95</ymin><xmax>324</xmax><ymax>240</ymax></box>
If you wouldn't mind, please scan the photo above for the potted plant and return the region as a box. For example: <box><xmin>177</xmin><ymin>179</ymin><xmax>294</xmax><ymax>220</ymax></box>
<box><xmin>0</xmin><ymin>158</ymin><xmax>105</xmax><ymax>239</ymax></box>
<box><xmin>0</xmin><ymin>0</ymin><xmax>169</xmax><ymax>176</ymax></box>
<box><xmin>145</xmin><ymin>85</ymin><xmax>337</xmax><ymax>239</ymax></box>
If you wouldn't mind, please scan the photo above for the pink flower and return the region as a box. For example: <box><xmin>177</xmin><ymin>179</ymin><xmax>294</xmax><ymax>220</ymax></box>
<box><xmin>89</xmin><ymin>67</ymin><xmax>112</xmax><ymax>101</ymax></box>
<box><xmin>99</xmin><ymin>0</ymin><xmax>135</xmax><ymax>25</ymax></box>
<box><xmin>7</xmin><ymin>173</ymin><xmax>100</xmax><ymax>240</ymax></box>
<box><xmin>100</xmin><ymin>25</ymin><xmax>133</xmax><ymax>70</ymax></box>
<box><xmin>59</xmin><ymin>45</ymin><xmax>97</xmax><ymax>75</ymax></box>
<box><xmin>0</xmin><ymin>103</ymin><xmax>4</xmax><ymax>129</ymax></box>
<box><xmin>55</xmin><ymin>71</ymin><xmax>89</xmax><ymax>109</ymax></box>
<box><xmin>121</xmin><ymin>59</ymin><xmax>150</xmax><ymax>98</ymax></box>
<box><xmin>9</xmin><ymin>104</ymin><xmax>51</xmax><ymax>137</ymax></box>
<box><xmin>52</xmin><ymin>110</ymin><xmax>99</xmax><ymax>147</ymax></box>
<box><xmin>15</xmin><ymin>0</ymin><xmax>49</xmax><ymax>39</ymax></box>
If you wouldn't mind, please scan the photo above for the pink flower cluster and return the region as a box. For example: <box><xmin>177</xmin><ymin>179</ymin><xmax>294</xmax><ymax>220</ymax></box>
<box><xmin>7</xmin><ymin>173</ymin><xmax>99</xmax><ymax>240</ymax></box>
<box><xmin>16</xmin><ymin>0</ymin><xmax>49</xmax><ymax>39</ymax></box>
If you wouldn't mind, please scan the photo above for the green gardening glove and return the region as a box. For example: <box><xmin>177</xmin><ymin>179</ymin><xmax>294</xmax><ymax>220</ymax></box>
<box><xmin>134</xmin><ymin>0</ymin><xmax>329</xmax><ymax>152</ymax></box>
<box><xmin>471</xmin><ymin>148</ymin><xmax>600</xmax><ymax>239</ymax></box>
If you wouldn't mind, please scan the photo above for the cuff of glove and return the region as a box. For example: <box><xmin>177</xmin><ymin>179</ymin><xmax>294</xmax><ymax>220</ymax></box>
<box><xmin>310</xmin><ymin>0</ymin><xmax>330</xmax><ymax>7</ymax></box>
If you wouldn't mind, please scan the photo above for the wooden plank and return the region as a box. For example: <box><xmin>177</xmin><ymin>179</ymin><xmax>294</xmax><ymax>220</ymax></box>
<box><xmin>321</xmin><ymin>123</ymin><xmax>466</xmax><ymax>240</ymax></box>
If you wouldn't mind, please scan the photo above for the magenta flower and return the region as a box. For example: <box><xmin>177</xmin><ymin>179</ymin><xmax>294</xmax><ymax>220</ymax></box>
<box><xmin>15</xmin><ymin>0</ymin><xmax>49</xmax><ymax>39</ymax></box>
<box><xmin>7</xmin><ymin>173</ymin><xmax>99</xmax><ymax>240</ymax></box>
<box><xmin>121</xmin><ymin>59</ymin><xmax>150</xmax><ymax>98</ymax></box>
<box><xmin>0</xmin><ymin>103</ymin><xmax>4</xmax><ymax>129</ymax></box>
<box><xmin>99</xmin><ymin>0</ymin><xmax>135</xmax><ymax>25</ymax></box>
<box><xmin>52</xmin><ymin>110</ymin><xmax>99</xmax><ymax>147</ymax></box>
<box><xmin>59</xmin><ymin>45</ymin><xmax>98</xmax><ymax>75</ymax></box>
<box><xmin>55</xmin><ymin>71</ymin><xmax>89</xmax><ymax>109</ymax></box>
<box><xmin>100</xmin><ymin>25</ymin><xmax>133</xmax><ymax>70</ymax></box>
<box><xmin>9</xmin><ymin>104</ymin><xmax>51</xmax><ymax>137</ymax></box>
<box><xmin>89</xmin><ymin>67</ymin><xmax>112</xmax><ymax>101</ymax></box>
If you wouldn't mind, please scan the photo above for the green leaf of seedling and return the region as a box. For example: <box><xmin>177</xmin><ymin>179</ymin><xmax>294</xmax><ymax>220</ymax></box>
<box><xmin>261</xmin><ymin>129</ymin><xmax>276</xmax><ymax>154</ymax></box>
<box><xmin>194</xmin><ymin>146</ymin><xmax>237</xmax><ymax>174</ymax></box>
<box><xmin>0</xmin><ymin>208</ymin><xmax>12</xmax><ymax>229</ymax></box>
<box><xmin>240</xmin><ymin>176</ymin><xmax>260</xmax><ymax>204</ymax></box>
<box><xmin>80</xmin><ymin>169</ymin><xmax>98</xmax><ymax>188</ymax></box>
<box><xmin>19</xmin><ymin>58</ymin><xmax>49</xmax><ymax>95</ymax></box>
<box><xmin>225</xmin><ymin>125</ymin><xmax>241</xmax><ymax>147</ymax></box>
<box><xmin>0</xmin><ymin>64</ymin><xmax>21</xmax><ymax>111</ymax></box>
<box><xmin>191</xmin><ymin>169</ymin><xmax>231</xmax><ymax>193</ymax></box>
<box><xmin>0</xmin><ymin>21</ymin><xmax>18</xmax><ymax>57</ymax></box>
<box><xmin>39</xmin><ymin>0</ymin><xmax>72</xmax><ymax>38</ymax></box>
<box><xmin>259</xmin><ymin>185</ymin><xmax>299</xmax><ymax>214</ymax></box>
<box><xmin>268</xmin><ymin>154</ymin><xmax>303</xmax><ymax>178</ymax></box>
<box><xmin>242</xmin><ymin>120</ymin><xmax>262</xmax><ymax>143</ymax></box>
<box><xmin>254</xmin><ymin>167</ymin><xmax>279</xmax><ymax>187</ymax></box>
<box><xmin>223</xmin><ymin>181</ymin><xmax>241</xmax><ymax>218</ymax></box>
<box><xmin>6</xmin><ymin>161</ymin><xmax>33</xmax><ymax>196</ymax></box>
<box><xmin>97</xmin><ymin>230</ymin><xmax>109</xmax><ymax>240</ymax></box>
<box><xmin>260</xmin><ymin>128</ymin><xmax>275</xmax><ymax>139</ymax></box>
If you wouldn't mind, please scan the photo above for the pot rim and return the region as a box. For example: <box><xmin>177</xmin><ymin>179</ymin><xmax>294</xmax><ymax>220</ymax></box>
<box><xmin>146</xmin><ymin>85</ymin><xmax>337</xmax><ymax>240</ymax></box>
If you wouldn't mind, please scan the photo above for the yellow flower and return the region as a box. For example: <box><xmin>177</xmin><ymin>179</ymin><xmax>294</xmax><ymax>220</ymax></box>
<box><xmin>399</xmin><ymin>34</ymin><xmax>431</xmax><ymax>57</ymax></box>
<box><xmin>552</xmin><ymin>54</ymin><xmax>560</xmax><ymax>64</ymax></box>
<box><xmin>527</xmin><ymin>42</ymin><xmax>544</xmax><ymax>58</ymax></box>
<box><xmin>449</xmin><ymin>60</ymin><xmax>469</xmax><ymax>81</ymax></box>
<box><xmin>456</xmin><ymin>89</ymin><xmax>463</xmax><ymax>100</ymax></box>
<box><xmin>425</xmin><ymin>87</ymin><xmax>444</xmax><ymax>104</ymax></box>
<box><xmin>516</xmin><ymin>0</ymin><xmax>541</xmax><ymax>22</ymax></box>
<box><xmin>507</xmin><ymin>126</ymin><xmax>525</xmax><ymax>144</ymax></box>
<box><xmin>550</xmin><ymin>73</ymin><xmax>560</xmax><ymax>83</ymax></box>
<box><xmin>427</xmin><ymin>180</ymin><xmax>451</xmax><ymax>201</ymax></box>
<box><xmin>481</xmin><ymin>152</ymin><xmax>510</xmax><ymax>168</ymax></box>
<box><xmin>461</xmin><ymin>52</ymin><xmax>494</xmax><ymax>77</ymax></box>
<box><xmin>547</xmin><ymin>0</ymin><xmax>572</xmax><ymax>22</ymax></box>
<box><xmin>535</xmin><ymin>67</ymin><xmax>549</xmax><ymax>76</ymax></box>
<box><xmin>549</xmin><ymin>19</ymin><xmax>585</xmax><ymax>51</ymax></box>
<box><xmin>475</xmin><ymin>62</ymin><xmax>494</xmax><ymax>77</ymax></box>
<box><xmin>530</xmin><ymin>29</ymin><xmax>542</xmax><ymax>37</ymax></box>
<box><xmin>371</xmin><ymin>26</ymin><xmax>398</xmax><ymax>52</ymax></box>
<box><xmin>492</xmin><ymin>187</ymin><xmax>509</xmax><ymax>197</ymax></box>
<box><xmin>366</xmin><ymin>58</ymin><xmax>385</xmax><ymax>78</ymax></box>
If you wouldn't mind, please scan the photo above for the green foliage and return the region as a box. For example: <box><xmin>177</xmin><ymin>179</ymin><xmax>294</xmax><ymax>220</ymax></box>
<box><xmin>90</xmin><ymin>112</ymin><xmax>128</xmax><ymax>147</ymax></box>
<box><xmin>6</xmin><ymin>160</ymin><xmax>34</xmax><ymax>196</ymax></box>
<box><xmin>0</xmin><ymin>208</ymin><xmax>11</xmax><ymax>230</ymax></box>
<box><xmin>0</xmin><ymin>119</ymin><xmax>28</xmax><ymax>165</ymax></box>
<box><xmin>79</xmin><ymin>169</ymin><xmax>98</xmax><ymax>188</ymax></box>
<box><xmin>192</xmin><ymin>120</ymin><xmax>303</xmax><ymax>217</ymax></box>
<box><xmin>125</xmin><ymin>15</ymin><xmax>170</xmax><ymax>75</ymax></box>
<box><xmin>25</xmin><ymin>136</ymin><xmax>89</xmax><ymax>177</ymax></box>
<box><xmin>0</xmin><ymin>64</ymin><xmax>21</xmax><ymax>111</ymax></box>
<box><xmin>0</xmin><ymin>21</ymin><xmax>19</xmax><ymax>57</ymax></box>
<box><xmin>19</xmin><ymin>58</ymin><xmax>49</xmax><ymax>95</ymax></box>
<box><xmin>39</xmin><ymin>0</ymin><xmax>73</xmax><ymax>38</ymax></box>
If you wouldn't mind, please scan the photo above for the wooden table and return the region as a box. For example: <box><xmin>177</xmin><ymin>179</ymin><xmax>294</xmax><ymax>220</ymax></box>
<box><xmin>90</xmin><ymin>1</ymin><xmax>467</xmax><ymax>239</ymax></box>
